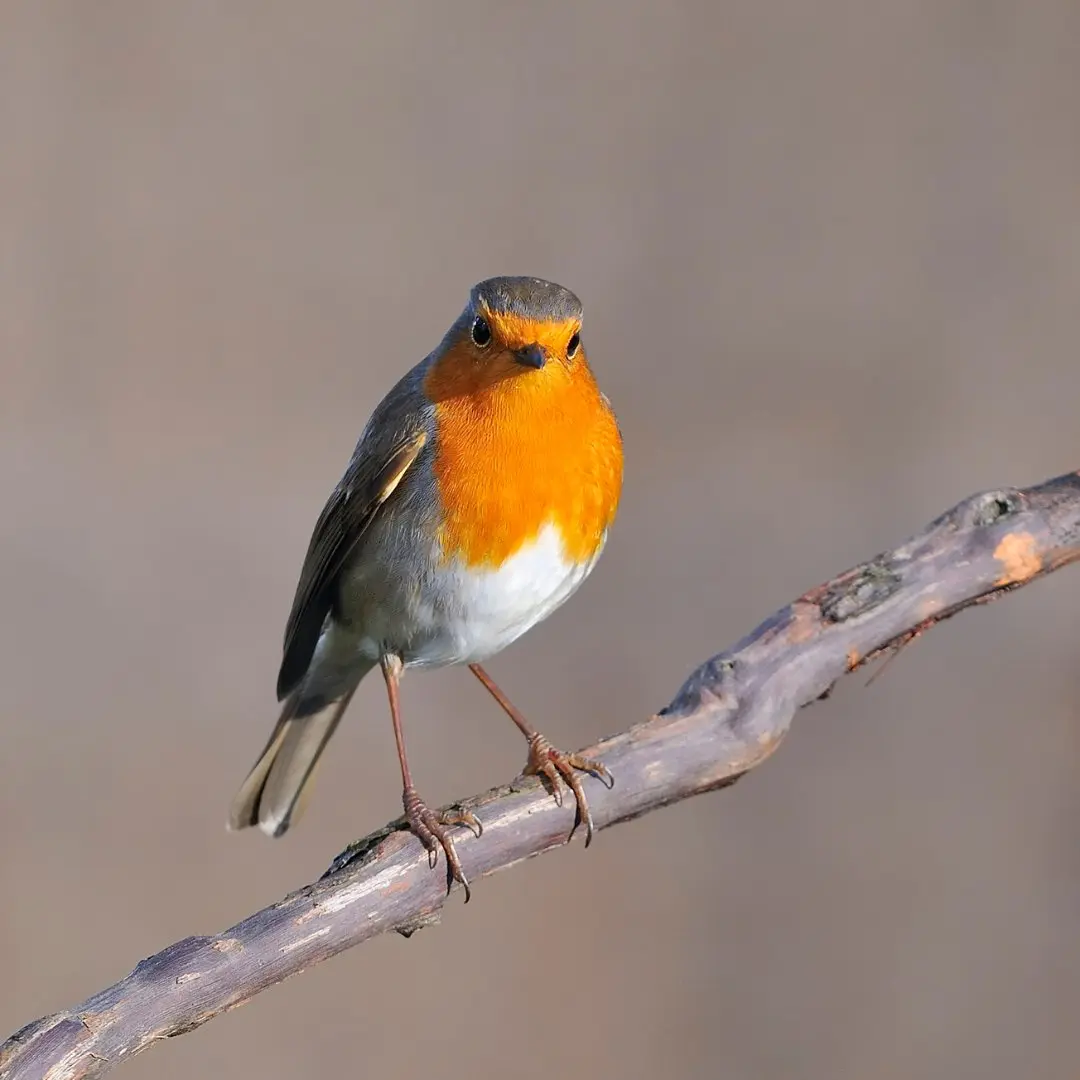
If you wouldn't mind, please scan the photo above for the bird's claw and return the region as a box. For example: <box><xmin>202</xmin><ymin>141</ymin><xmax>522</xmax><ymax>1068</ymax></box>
<box><xmin>402</xmin><ymin>787</ymin><xmax>481</xmax><ymax>902</ymax></box>
<box><xmin>523</xmin><ymin>733</ymin><xmax>612</xmax><ymax>847</ymax></box>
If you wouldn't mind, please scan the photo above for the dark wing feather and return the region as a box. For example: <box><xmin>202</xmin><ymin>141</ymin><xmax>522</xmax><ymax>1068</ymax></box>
<box><xmin>276</xmin><ymin>426</ymin><xmax>427</xmax><ymax>699</ymax></box>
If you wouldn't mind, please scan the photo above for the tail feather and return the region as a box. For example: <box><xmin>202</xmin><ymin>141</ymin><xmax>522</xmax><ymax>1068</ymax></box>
<box><xmin>228</xmin><ymin>683</ymin><xmax>360</xmax><ymax>837</ymax></box>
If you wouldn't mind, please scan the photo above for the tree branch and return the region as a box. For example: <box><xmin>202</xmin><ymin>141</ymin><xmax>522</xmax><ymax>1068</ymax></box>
<box><xmin>5</xmin><ymin>470</ymin><xmax>1080</xmax><ymax>1080</ymax></box>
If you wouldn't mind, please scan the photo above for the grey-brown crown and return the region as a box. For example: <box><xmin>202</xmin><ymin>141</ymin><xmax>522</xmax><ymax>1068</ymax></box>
<box><xmin>471</xmin><ymin>277</ymin><xmax>582</xmax><ymax>323</ymax></box>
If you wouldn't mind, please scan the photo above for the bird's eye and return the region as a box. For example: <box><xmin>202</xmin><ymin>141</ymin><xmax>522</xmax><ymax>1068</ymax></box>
<box><xmin>471</xmin><ymin>316</ymin><xmax>492</xmax><ymax>348</ymax></box>
<box><xmin>567</xmin><ymin>331</ymin><xmax>581</xmax><ymax>359</ymax></box>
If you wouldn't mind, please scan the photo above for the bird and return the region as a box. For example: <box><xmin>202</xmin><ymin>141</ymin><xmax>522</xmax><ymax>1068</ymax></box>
<box><xmin>228</xmin><ymin>276</ymin><xmax>624</xmax><ymax>900</ymax></box>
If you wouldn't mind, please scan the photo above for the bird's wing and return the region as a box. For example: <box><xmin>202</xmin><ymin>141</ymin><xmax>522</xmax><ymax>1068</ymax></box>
<box><xmin>276</xmin><ymin>415</ymin><xmax>428</xmax><ymax>699</ymax></box>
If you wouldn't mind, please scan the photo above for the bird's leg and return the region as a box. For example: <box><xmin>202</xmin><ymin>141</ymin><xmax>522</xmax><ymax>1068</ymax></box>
<box><xmin>380</xmin><ymin>654</ymin><xmax>482</xmax><ymax>901</ymax></box>
<box><xmin>468</xmin><ymin>662</ymin><xmax>613</xmax><ymax>846</ymax></box>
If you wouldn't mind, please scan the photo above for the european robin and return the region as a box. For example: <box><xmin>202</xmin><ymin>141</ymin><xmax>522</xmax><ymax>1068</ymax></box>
<box><xmin>228</xmin><ymin>277</ymin><xmax>623</xmax><ymax>899</ymax></box>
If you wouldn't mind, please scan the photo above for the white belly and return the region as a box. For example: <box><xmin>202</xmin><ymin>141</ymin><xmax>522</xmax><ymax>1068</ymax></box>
<box><xmin>395</xmin><ymin>522</ymin><xmax>605</xmax><ymax>668</ymax></box>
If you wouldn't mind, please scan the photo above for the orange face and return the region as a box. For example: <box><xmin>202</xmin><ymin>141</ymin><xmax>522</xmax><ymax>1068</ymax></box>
<box><xmin>423</xmin><ymin>302</ymin><xmax>623</xmax><ymax>570</ymax></box>
<box><xmin>425</xmin><ymin>306</ymin><xmax>584</xmax><ymax>400</ymax></box>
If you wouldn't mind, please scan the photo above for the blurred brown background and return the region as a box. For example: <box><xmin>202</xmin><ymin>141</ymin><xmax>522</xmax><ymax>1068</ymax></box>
<box><xmin>3</xmin><ymin>3</ymin><xmax>1080</xmax><ymax>1078</ymax></box>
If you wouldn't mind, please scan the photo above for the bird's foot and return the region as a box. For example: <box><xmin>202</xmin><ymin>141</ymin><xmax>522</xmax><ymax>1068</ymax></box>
<box><xmin>402</xmin><ymin>786</ymin><xmax>482</xmax><ymax>902</ymax></box>
<box><xmin>523</xmin><ymin>733</ymin><xmax>613</xmax><ymax>846</ymax></box>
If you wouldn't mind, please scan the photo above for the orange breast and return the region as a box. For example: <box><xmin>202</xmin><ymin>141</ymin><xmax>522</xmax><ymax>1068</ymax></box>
<box><xmin>423</xmin><ymin>348</ymin><xmax>623</xmax><ymax>569</ymax></box>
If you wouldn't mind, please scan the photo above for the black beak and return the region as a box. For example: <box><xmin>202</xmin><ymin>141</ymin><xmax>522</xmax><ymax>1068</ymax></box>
<box><xmin>513</xmin><ymin>343</ymin><xmax>547</xmax><ymax>369</ymax></box>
